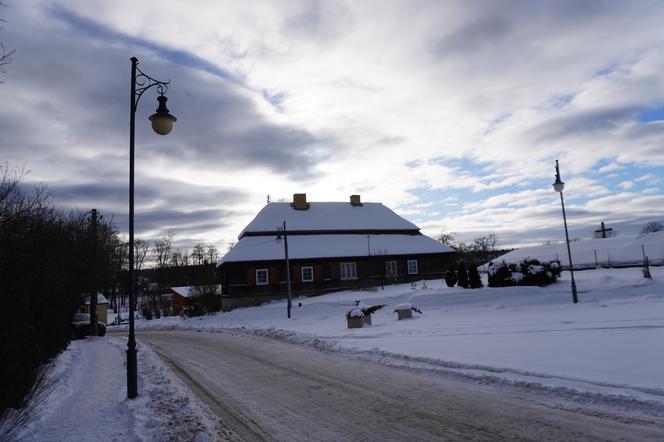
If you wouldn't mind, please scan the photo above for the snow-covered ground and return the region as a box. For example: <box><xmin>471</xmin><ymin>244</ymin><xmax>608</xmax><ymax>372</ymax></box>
<box><xmin>123</xmin><ymin>266</ymin><xmax>664</xmax><ymax>414</ymax></box>
<box><xmin>4</xmin><ymin>337</ymin><xmax>236</xmax><ymax>441</ymax></box>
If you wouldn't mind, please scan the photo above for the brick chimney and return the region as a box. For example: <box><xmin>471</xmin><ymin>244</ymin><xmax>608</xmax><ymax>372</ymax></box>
<box><xmin>292</xmin><ymin>193</ymin><xmax>309</xmax><ymax>210</ymax></box>
<box><xmin>350</xmin><ymin>195</ymin><xmax>362</xmax><ymax>206</ymax></box>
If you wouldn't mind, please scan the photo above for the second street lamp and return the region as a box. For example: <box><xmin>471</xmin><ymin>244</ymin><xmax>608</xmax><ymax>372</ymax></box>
<box><xmin>552</xmin><ymin>159</ymin><xmax>578</xmax><ymax>304</ymax></box>
<box><xmin>127</xmin><ymin>56</ymin><xmax>177</xmax><ymax>399</ymax></box>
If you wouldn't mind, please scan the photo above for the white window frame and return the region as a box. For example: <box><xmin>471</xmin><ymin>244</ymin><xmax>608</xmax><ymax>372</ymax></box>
<box><xmin>340</xmin><ymin>262</ymin><xmax>358</xmax><ymax>280</ymax></box>
<box><xmin>386</xmin><ymin>260</ymin><xmax>398</xmax><ymax>277</ymax></box>
<box><xmin>256</xmin><ymin>268</ymin><xmax>269</xmax><ymax>285</ymax></box>
<box><xmin>407</xmin><ymin>259</ymin><xmax>419</xmax><ymax>275</ymax></box>
<box><xmin>301</xmin><ymin>266</ymin><xmax>314</xmax><ymax>282</ymax></box>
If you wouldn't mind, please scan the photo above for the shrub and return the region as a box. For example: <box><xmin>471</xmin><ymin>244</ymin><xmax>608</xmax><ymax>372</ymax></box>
<box><xmin>487</xmin><ymin>261</ymin><xmax>516</xmax><ymax>287</ymax></box>
<box><xmin>444</xmin><ymin>267</ymin><xmax>457</xmax><ymax>287</ymax></box>
<box><xmin>141</xmin><ymin>304</ymin><xmax>153</xmax><ymax>320</ymax></box>
<box><xmin>488</xmin><ymin>259</ymin><xmax>561</xmax><ymax>287</ymax></box>
<box><xmin>456</xmin><ymin>262</ymin><xmax>469</xmax><ymax>289</ymax></box>
<box><xmin>468</xmin><ymin>263</ymin><xmax>483</xmax><ymax>289</ymax></box>
<box><xmin>0</xmin><ymin>167</ymin><xmax>122</xmax><ymax>412</ymax></box>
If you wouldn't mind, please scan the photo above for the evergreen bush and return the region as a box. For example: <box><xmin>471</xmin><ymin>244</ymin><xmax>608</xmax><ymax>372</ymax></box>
<box><xmin>444</xmin><ymin>267</ymin><xmax>457</xmax><ymax>287</ymax></box>
<box><xmin>468</xmin><ymin>263</ymin><xmax>483</xmax><ymax>288</ymax></box>
<box><xmin>456</xmin><ymin>262</ymin><xmax>469</xmax><ymax>288</ymax></box>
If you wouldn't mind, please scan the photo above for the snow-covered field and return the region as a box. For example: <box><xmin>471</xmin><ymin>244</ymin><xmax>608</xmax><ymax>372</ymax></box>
<box><xmin>5</xmin><ymin>337</ymin><xmax>236</xmax><ymax>441</ymax></box>
<box><xmin>125</xmin><ymin>267</ymin><xmax>664</xmax><ymax>414</ymax></box>
<box><xmin>497</xmin><ymin>231</ymin><xmax>664</xmax><ymax>268</ymax></box>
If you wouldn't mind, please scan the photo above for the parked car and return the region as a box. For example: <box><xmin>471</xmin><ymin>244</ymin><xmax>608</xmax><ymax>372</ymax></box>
<box><xmin>71</xmin><ymin>313</ymin><xmax>106</xmax><ymax>339</ymax></box>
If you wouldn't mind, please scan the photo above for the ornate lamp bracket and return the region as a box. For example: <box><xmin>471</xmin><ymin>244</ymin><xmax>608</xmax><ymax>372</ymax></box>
<box><xmin>133</xmin><ymin>59</ymin><xmax>171</xmax><ymax>111</ymax></box>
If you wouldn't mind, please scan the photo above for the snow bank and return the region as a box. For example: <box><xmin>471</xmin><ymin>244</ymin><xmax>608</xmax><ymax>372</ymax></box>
<box><xmin>12</xmin><ymin>338</ymin><xmax>236</xmax><ymax>441</ymax></box>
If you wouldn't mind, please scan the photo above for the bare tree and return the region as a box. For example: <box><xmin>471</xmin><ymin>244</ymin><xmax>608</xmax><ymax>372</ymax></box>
<box><xmin>170</xmin><ymin>249</ymin><xmax>183</xmax><ymax>268</ymax></box>
<box><xmin>471</xmin><ymin>233</ymin><xmax>498</xmax><ymax>265</ymax></box>
<box><xmin>641</xmin><ymin>221</ymin><xmax>664</xmax><ymax>233</ymax></box>
<box><xmin>134</xmin><ymin>238</ymin><xmax>149</xmax><ymax>271</ymax></box>
<box><xmin>153</xmin><ymin>234</ymin><xmax>173</xmax><ymax>269</ymax></box>
<box><xmin>205</xmin><ymin>244</ymin><xmax>219</xmax><ymax>265</ymax></box>
<box><xmin>191</xmin><ymin>243</ymin><xmax>205</xmax><ymax>265</ymax></box>
<box><xmin>437</xmin><ymin>229</ymin><xmax>457</xmax><ymax>249</ymax></box>
<box><xmin>152</xmin><ymin>233</ymin><xmax>174</xmax><ymax>314</ymax></box>
<box><xmin>472</xmin><ymin>233</ymin><xmax>497</xmax><ymax>254</ymax></box>
<box><xmin>0</xmin><ymin>2</ymin><xmax>15</xmax><ymax>82</ymax></box>
<box><xmin>170</xmin><ymin>248</ymin><xmax>190</xmax><ymax>267</ymax></box>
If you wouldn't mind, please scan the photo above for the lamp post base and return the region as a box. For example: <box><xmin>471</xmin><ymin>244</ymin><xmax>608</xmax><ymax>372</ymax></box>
<box><xmin>127</xmin><ymin>347</ymin><xmax>138</xmax><ymax>398</ymax></box>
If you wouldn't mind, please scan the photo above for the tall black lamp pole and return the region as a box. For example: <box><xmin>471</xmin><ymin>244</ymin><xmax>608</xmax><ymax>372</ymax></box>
<box><xmin>127</xmin><ymin>57</ymin><xmax>177</xmax><ymax>399</ymax></box>
<box><xmin>553</xmin><ymin>160</ymin><xmax>578</xmax><ymax>304</ymax></box>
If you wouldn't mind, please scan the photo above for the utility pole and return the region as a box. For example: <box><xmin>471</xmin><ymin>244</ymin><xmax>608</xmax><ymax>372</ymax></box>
<box><xmin>283</xmin><ymin>221</ymin><xmax>292</xmax><ymax>318</ymax></box>
<box><xmin>89</xmin><ymin>209</ymin><xmax>99</xmax><ymax>336</ymax></box>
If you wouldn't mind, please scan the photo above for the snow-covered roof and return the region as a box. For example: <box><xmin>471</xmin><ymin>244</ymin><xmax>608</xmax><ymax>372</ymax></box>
<box><xmin>171</xmin><ymin>285</ymin><xmax>222</xmax><ymax>298</ymax></box>
<box><xmin>219</xmin><ymin>234</ymin><xmax>453</xmax><ymax>264</ymax></box>
<box><xmin>496</xmin><ymin>231</ymin><xmax>664</xmax><ymax>268</ymax></box>
<box><xmin>239</xmin><ymin>202</ymin><xmax>419</xmax><ymax>238</ymax></box>
<box><xmin>84</xmin><ymin>293</ymin><xmax>109</xmax><ymax>305</ymax></box>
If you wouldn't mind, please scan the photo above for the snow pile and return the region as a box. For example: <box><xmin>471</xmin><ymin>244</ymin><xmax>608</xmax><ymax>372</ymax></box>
<box><xmin>393</xmin><ymin>303</ymin><xmax>421</xmax><ymax>313</ymax></box>
<box><xmin>122</xmin><ymin>266</ymin><xmax>664</xmax><ymax>415</ymax></box>
<box><xmin>346</xmin><ymin>307</ymin><xmax>364</xmax><ymax>318</ymax></box>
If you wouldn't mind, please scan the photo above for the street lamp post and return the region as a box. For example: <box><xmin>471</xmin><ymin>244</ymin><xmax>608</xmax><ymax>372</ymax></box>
<box><xmin>552</xmin><ymin>160</ymin><xmax>578</xmax><ymax>304</ymax></box>
<box><xmin>127</xmin><ymin>57</ymin><xmax>177</xmax><ymax>399</ymax></box>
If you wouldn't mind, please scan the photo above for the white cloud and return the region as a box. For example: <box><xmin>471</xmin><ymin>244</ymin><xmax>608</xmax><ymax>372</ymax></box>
<box><xmin>4</xmin><ymin>0</ymin><xmax>664</xmax><ymax>250</ymax></box>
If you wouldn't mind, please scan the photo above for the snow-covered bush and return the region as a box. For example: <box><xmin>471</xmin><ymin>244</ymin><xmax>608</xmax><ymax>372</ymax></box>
<box><xmin>488</xmin><ymin>259</ymin><xmax>561</xmax><ymax>287</ymax></box>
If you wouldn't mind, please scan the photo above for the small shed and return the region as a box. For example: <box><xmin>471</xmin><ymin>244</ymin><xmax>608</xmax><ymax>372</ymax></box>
<box><xmin>80</xmin><ymin>293</ymin><xmax>110</xmax><ymax>323</ymax></box>
<box><xmin>171</xmin><ymin>285</ymin><xmax>222</xmax><ymax>315</ymax></box>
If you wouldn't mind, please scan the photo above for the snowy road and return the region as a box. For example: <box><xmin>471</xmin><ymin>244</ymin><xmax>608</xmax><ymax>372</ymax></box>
<box><xmin>139</xmin><ymin>330</ymin><xmax>663</xmax><ymax>441</ymax></box>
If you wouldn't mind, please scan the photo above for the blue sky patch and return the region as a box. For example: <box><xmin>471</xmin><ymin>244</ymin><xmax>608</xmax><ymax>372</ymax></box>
<box><xmin>637</xmin><ymin>106</ymin><xmax>664</xmax><ymax>123</ymax></box>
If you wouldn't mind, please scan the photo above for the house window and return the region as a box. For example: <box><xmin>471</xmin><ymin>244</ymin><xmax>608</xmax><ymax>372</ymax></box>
<box><xmin>256</xmin><ymin>268</ymin><xmax>269</xmax><ymax>285</ymax></box>
<box><xmin>386</xmin><ymin>260</ymin><xmax>398</xmax><ymax>277</ymax></box>
<box><xmin>340</xmin><ymin>262</ymin><xmax>357</xmax><ymax>280</ymax></box>
<box><xmin>407</xmin><ymin>259</ymin><xmax>418</xmax><ymax>275</ymax></box>
<box><xmin>301</xmin><ymin>266</ymin><xmax>314</xmax><ymax>282</ymax></box>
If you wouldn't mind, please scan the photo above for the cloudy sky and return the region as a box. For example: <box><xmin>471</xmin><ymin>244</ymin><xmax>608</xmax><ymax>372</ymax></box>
<box><xmin>2</xmin><ymin>0</ymin><xmax>664</xmax><ymax>253</ymax></box>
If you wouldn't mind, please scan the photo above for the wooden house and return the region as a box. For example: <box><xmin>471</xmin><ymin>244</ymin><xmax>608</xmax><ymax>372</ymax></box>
<box><xmin>217</xmin><ymin>194</ymin><xmax>455</xmax><ymax>309</ymax></box>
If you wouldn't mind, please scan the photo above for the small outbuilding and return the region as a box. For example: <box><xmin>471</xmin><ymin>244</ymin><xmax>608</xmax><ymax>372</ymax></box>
<box><xmin>171</xmin><ymin>285</ymin><xmax>222</xmax><ymax>315</ymax></box>
<box><xmin>80</xmin><ymin>293</ymin><xmax>110</xmax><ymax>324</ymax></box>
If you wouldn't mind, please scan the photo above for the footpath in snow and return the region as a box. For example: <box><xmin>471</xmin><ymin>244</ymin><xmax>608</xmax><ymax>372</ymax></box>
<box><xmin>6</xmin><ymin>337</ymin><xmax>237</xmax><ymax>441</ymax></box>
<box><xmin>124</xmin><ymin>266</ymin><xmax>664</xmax><ymax>415</ymax></box>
